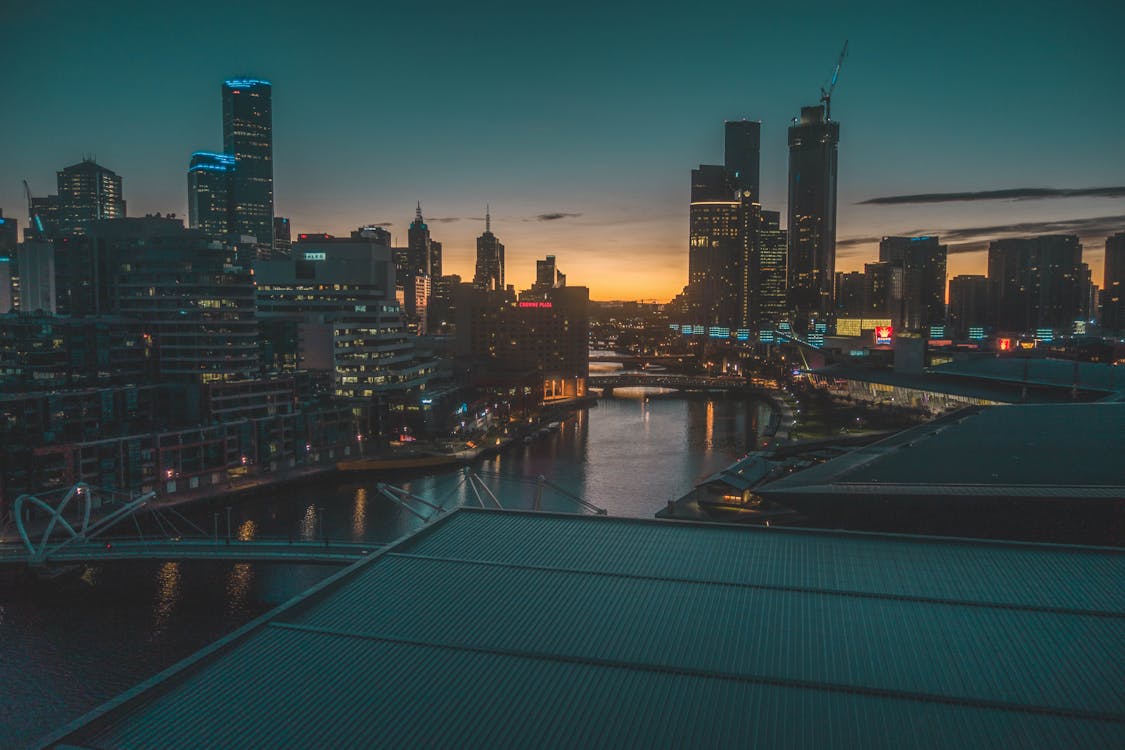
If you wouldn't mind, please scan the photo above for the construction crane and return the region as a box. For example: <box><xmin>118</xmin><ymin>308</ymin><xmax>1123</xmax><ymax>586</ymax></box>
<box><xmin>819</xmin><ymin>40</ymin><xmax>849</xmax><ymax>121</ymax></box>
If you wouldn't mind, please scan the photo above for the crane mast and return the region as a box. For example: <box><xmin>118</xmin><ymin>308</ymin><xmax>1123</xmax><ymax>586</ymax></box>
<box><xmin>819</xmin><ymin>40</ymin><xmax>849</xmax><ymax>121</ymax></box>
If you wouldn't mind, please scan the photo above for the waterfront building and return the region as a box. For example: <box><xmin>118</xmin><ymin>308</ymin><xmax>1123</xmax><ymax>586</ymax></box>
<box><xmin>688</xmin><ymin>196</ymin><xmax>742</xmax><ymax>326</ymax></box>
<box><xmin>473</xmin><ymin>207</ymin><xmax>505</xmax><ymax>291</ymax></box>
<box><xmin>454</xmin><ymin>281</ymin><xmax>589</xmax><ymax>402</ymax></box>
<box><xmin>0</xmin><ymin>312</ymin><xmax>150</xmax><ymax>391</ymax></box>
<box><xmin>223</xmin><ymin>78</ymin><xmax>274</xmax><ymax>247</ymax></box>
<box><xmin>57</xmin><ymin>159</ymin><xmax>125</xmax><ymax>235</ymax></box>
<box><xmin>879</xmin><ymin>236</ymin><xmax>947</xmax><ymax>331</ymax></box>
<box><xmin>988</xmin><ymin>235</ymin><xmax>1083</xmax><ymax>334</ymax></box>
<box><xmin>787</xmin><ymin>104</ymin><xmax>839</xmax><ymax>329</ymax></box>
<box><xmin>1102</xmin><ymin>232</ymin><xmax>1125</xmax><ymax>332</ymax></box>
<box><xmin>187</xmin><ymin>151</ymin><xmax>235</xmax><ymax>240</ymax></box>
<box><xmin>749</xmin><ymin>206</ymin><xmax>788</xmax><ymax>329</ymax></box>
<box><xmin>91</xmin><ymin>217</ymin><xmax>259</xmax><ymax>382</ymax></box>
<box><xmin>256</xmin><ymin>236</ymin><xmax>439</xmax><ymax>403</ymax></box>
<box><xmin>948</xmin><ymin>274</ymin><xmax>989</xmax><ymax>337</ymax></box>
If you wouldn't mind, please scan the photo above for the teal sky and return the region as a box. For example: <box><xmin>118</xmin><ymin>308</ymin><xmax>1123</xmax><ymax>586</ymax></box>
<box><xmin>3</xmin><ymin>0</ymin><xmax>1123</xmax><ymax>298</ymax></box>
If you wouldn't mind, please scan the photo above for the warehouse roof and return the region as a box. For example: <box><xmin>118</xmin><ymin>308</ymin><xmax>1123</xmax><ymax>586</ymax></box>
<box><xmin>761</xmin><ymin>402</ymin><xmax>1125</xmax><ymax>497</ymax></box>
<box><xmin>48</xmin><ymin>509</ymin><xmax>1125</xmax><ymax>749</ymax></box>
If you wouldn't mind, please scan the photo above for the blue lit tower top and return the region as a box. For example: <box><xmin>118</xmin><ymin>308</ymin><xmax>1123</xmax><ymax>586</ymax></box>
<box><xmin>188</xmin><ymin>152</ymin><xmax>235</xmax><ymax>240</ymax></box>
<box><xmin>222</xmin><ymin>77</ymin><xmax>274</xmax><ymax>247</ymax></box>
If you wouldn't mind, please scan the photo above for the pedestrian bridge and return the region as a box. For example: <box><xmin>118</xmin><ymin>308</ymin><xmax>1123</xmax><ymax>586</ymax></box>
<box><xmin>589</xmin><ymin>373</ymin><xmax>752</xmax><ymax>394</ymax></box>
<box><xmin>0</xmin><ymin>538</ymin><xmax>375</xmax><ymax>566</ymax></box>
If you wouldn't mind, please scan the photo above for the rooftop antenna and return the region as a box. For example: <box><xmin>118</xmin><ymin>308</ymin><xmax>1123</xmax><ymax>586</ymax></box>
<box><xmin>819</xmin><ymin>40</ymin><xmax>849</xmax><ymax>121</ymax></box>
<box><xmin>415</xmin><ymin>201</ymin><xmax>423</xmax><ymax>222</ymax></box>
<box><xmin>485</xmin><ymin>204</ymin><xmax>491</xmax><ymax>233</ymax></box>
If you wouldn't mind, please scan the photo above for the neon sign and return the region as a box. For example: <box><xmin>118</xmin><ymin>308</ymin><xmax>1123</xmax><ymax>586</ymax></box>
<box><xmin>518</xmin><ymin>301</ymin><xmax>552</xmax><ymax>308</ymax></box>
<box><xmin>874</xmin><ymin>326</ymin><xmax>893</xmax><ymax>345</ymax></box>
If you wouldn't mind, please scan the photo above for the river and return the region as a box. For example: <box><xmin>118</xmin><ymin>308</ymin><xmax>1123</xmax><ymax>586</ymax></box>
<box><xmin>0</xmin><ymin>387</ymin><xmax>772</xmax><ymax>747</ymax></box>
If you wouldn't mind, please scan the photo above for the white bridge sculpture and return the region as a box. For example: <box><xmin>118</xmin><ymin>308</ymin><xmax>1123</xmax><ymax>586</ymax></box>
<box><xmin>12</xmin><ymin>483</ymin><xmax>155</xmax><ymax>565</ymax></box>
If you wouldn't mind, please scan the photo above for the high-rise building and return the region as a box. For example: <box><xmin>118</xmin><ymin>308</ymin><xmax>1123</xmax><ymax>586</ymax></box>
<box><xmin>93</xmin><ymin>217</ymin><xmax>259</xmax><ymax>382</ymax></box>
<box><xmin>724</xmin><ymin>120</ymin><xmax>761</xmax><ymax>201</ymax></box>
<box><xmin>57</xmin><ymin>160</ymin><xmax>126</xmax><ymax>235</ymax></box>
<box><xmin>28</xmin><ymin>195</ymin><xmax>59</xmax><ymax>240</ymax></box>
<box><xmin>407</xmin><ymin>203</ymin><xmax>432</xmax><ymax>277</ymax></box>
<box><xmin>256</xmin><ymin>237</ymin><xmax>437</xmax><ymax>400</ymax></box>
<box><xmin>1102</xmin><ymin>233</ymin><xmax>1125</xmax><ymax>332</ymax></box>
<box><xmin>430</xmin><ymin>239</ymin><xmax>443</xmax><ymax>280</ymax></box>
<box><xmin>187</xmin><ymin>151</ymin><xmax>234</xmax><ymax>239</ymax></box>
<box><xmin>787</xmin><ymin>104</ymin><xmax>839</xmax><ymax>329</ymax></box>
<box><xmin>16</xmin><ymin>240</ymin><xmax>56</xmax><ymax>313</ymax></box>
<box><xmin>274</xmin><ymin>217</ymin><xmax>292</xmax><ymax>257</ymax></box>
<box><xmin>534</xmin><ymin>255</ymin><xmax>564</xmax><ymax>292</ymax></box>
<box><xmin>756</xmin><ymin>212</ymin><xmax>788</xmax><ymax>327</ymax></box>
<box><xmin>474</xmin><ymin>207</ymin><xmax>505</xmax><ymax>291</ymax></box>
<box><xmin>688</xmin><ymin>197</ymin><xmax>742</xmax><ymax>326</ymax></box>
<box><xmin>948</xmin><ymin>275</ymin><xmax>989</xmax><ymax>337</ymax></box>
<box><xmin>863</xmin><ymin>261</ymin><xmax>902</xmax><ymax>323</ymax></box>
<box><xmin>879</xmin><ymin>236</ymin><xmax>948</xmax><ymax>331</ymax></box>
<box><xmin>0</xmin><ymin>212</ymin><xmax>16</xmax><ymax>254</ymax></box>
<box><xmin>834</xmin><ymin>271</ymin><xmax>865</xmax><ymax>317</ymax></box>
<box><xmin>223</xmin><ymin>78</ymin><xmax>274</xmax><ymax>247</ymax></box>
<box><xmin>988</xmin><ymin>235</ymin><xmax>1083</xmax><ymax>334</ymax></box>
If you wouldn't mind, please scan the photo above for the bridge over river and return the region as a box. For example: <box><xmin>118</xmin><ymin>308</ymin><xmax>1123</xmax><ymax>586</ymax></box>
<box><xmin>589</xmin><ymin>373</ymin><xmax>759</xmax><ymax>395</ymax></box>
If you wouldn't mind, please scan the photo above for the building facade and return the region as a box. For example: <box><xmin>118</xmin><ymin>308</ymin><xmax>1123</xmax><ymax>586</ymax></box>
<box><xmin>187</xmin><ymin>151</ymin><xmax>235</xmax><ymax>239</ymax></box>
<box><xmin>787</xmin><ymin>104</ymin><xmax>839</xmax><ymax>329</ymax></box>
<box><xmin>223</xmin><ymin>78</ymin><xmax>274</xmax><ymax>247</ymax></box>
<box><xmin>57</xmin><ymin>160</ymin><xmax>126</xmax><ymax>235</ymax></box>
<box><xmin>879</xmin><ymin>236</ymin><xmax>948</xmax><ymax>331</ymax></box>
<box><xmin>474</xmin><ymin>209</ymin><xmax>505</xmax><ymax>291</ymax></box>
<box><xmin>988</xmin><ymin>235</ymin><xmax>1084</xmax><ymax>334</ymax></box>
<box><xmin>1102</xmin><ymin>233</ymin><xmax>1125</xmax><ymax>332</ymax></box>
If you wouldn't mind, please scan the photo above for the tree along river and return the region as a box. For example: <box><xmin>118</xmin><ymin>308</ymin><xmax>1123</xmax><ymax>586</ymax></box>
<box><xmin>0</xmin><ymin>387</ymin><xmax>772</xmax><ymax>747</ymax></box>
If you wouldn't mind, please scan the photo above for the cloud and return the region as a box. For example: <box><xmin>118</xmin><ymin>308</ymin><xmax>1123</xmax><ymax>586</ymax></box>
<box><xmin>430</xmin><ymin>217</ymin><xmax>460</xmax><ymax>223</ymax></box>
<box><xmin>858</xmin><ymin>186</ymin><xmax>1125</xmax><ymax>205</ymax></box>
<box><xmin>837</xmin><ymin>215</ymin><xmax>1125</xmax><ymax>258</ymax></box>
<box><xmin>371</xmin><ymin>221</ymin><xmax>393</xmax><ymax>227</ymax></box>
<box><xmin>535</xmin><ymin>212</ymin><xmax>583</xmax><ymax>221</ymax></box>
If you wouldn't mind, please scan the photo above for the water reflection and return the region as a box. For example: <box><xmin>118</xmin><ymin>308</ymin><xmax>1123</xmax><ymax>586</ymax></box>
<box><xmin>352</xmin><ymin>488</ymin><xmax>367</xmax><ymax>539</ymax></box>
<box><xmin>299</xmin><ymin>504</ymin><xmax>318</xmax><ymax>540</ymax></box>
<box><xmin>237</xmin><ymin>519</ymin><xmax>257</xmax><ymax>542</ymax></box>
<box><xmin>151</xmin><ymin>561</ymin><xmax>181</xmax><ymax>636</ymax></box>
<box><xmin>225</xmin><ymin>563</ymin><xmax>254</xmax><ymax>617</ymax></box>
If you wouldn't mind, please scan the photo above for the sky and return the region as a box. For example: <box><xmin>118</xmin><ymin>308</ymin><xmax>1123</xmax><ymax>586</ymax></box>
<box><xmin>2</xmin><ymin>0</ymin><xmax>1123</xmax><ymax>301</ymax></box>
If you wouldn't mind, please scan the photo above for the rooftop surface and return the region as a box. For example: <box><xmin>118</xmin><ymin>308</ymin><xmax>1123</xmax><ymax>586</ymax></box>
<box><xmin>761</xmin><ymin>402</ymin><xmax>1125</xmax><ymax>496</ymax></box>
<box><xmin>48</xmin><ymin>509</ymin><xmax>1125</xmax><ymax>749</ymax></box>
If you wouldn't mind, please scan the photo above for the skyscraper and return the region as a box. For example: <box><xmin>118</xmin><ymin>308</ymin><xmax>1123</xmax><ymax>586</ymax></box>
<box><xmin>57</xmin><ymin>159</ymin><xmax>126</xmax><ymax>235</ymax></box>
<box><xmin>1101</xmin><ymin>233</ymin><xmax>1125</xmax><ymax>332</ymax></box>
<box><xmin>787</xmin><ymin>104</ymin><xmax>839</xmax><ymax>329</ymax></box>
<box><xmin>187</xmin><ymin>151</ymin><xmax>234</xmax><ymax>239</ymax></box>
<box><xmin>223</xmin><ymin>78</ymin><xmax>274</xmax><ymax>247</ymax></box>
<box><xmin>988</xmin><ymin>235</ymin><xmax>1083</xmax><ymax>334</ymax></box>
<box><xmin>274</xmin><ymin>217</ymin><xmax>292</xmax><ymax>257</ymax></box>
<box><xmin>948</xmin><ymin>275</ymin><xmax>989</xmax><ymax>337</ymax></box>
<box><xmin>407</xmin><ymin>203</ymin><xmax>432</xmax><ymax>276</ymax></box>
<box><xmin>474</xmin><ymin>207</ymin><xmax>504</xmax><ymax>291</ymax></box>
<box><xmin>724</xmin><ymin>120</ymin><xmax>761</xmax><ymax>201</ymax></box>
<box><xmin>688</xmin><ymin>197</ymin><xmax>742</xmax><ymax>326</ymax></box>
<box><xmin>879</xmin><ymin>236</ymin><xmax>948</xmax><ymax>331</ymax></box>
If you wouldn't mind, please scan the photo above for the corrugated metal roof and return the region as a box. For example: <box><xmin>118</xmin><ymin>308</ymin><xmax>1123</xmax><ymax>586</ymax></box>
<box><xmin>53</xmin><ymin>510</ymin><xmax>1125</xmax><ymax>749</ymax></box>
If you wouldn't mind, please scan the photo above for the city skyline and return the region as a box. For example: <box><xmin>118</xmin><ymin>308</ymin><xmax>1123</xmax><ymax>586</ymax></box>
<box><xmin>3</xmin><ymin>1</ymin><xmax>1123</xmax><ymax>300</ymax></box>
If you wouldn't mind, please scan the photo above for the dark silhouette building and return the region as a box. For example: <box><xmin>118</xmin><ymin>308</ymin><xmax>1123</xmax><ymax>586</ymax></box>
<box><xmin>787</xmin><ymin>104</ymin><xmax>839</xmax><ymax>330</ymax></box>
<box><xmin>834</xmin><ymin>271</ymin><xmax>865</xmax><ymax>317</ymax></box>
<box><xmin>724</xmin><ymin>119</ymin><xmax>761</xmax><ymax>201</ymax></box>
<box><xmin>948</xmin><ymin>275</ymin><xmax>989</xmax><ymax>337</ymax></box>
<box><xmin>187</xmin><ymin>151</ymin><xmax>234</xmax><ymax>239</ymax></box>
<box><xmin>1102</xmin><ymin>233</ymin><xmax>1125</xmax><ymax>332</ymax></box>
<box><xmin>223</xmin><ymin>78</ymin><xmax>274</xmax><ymax>247</ymax></box>
<box><xmin>57</xmin><ymin>159</ymin><xmax>125</xmax><ymax>235</ymax></box>
<box><xmin>988</xmin><ymin>235</ymin><xmax>1084</xmax><ymax>334</ymax></box>
<box><xmin>474</xmin><ymin>207</ymin><xmax>504</xmax><ymax>291</ymax></box>
<box><xmin>879</xmin><ymin>236</ymin><xmax>948</xmax><ymax>331</ymax></box>
<box><xmin>274</xmin><ymin>216</ymin><xmax>292</xmax><ymax>257</ymax></box>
